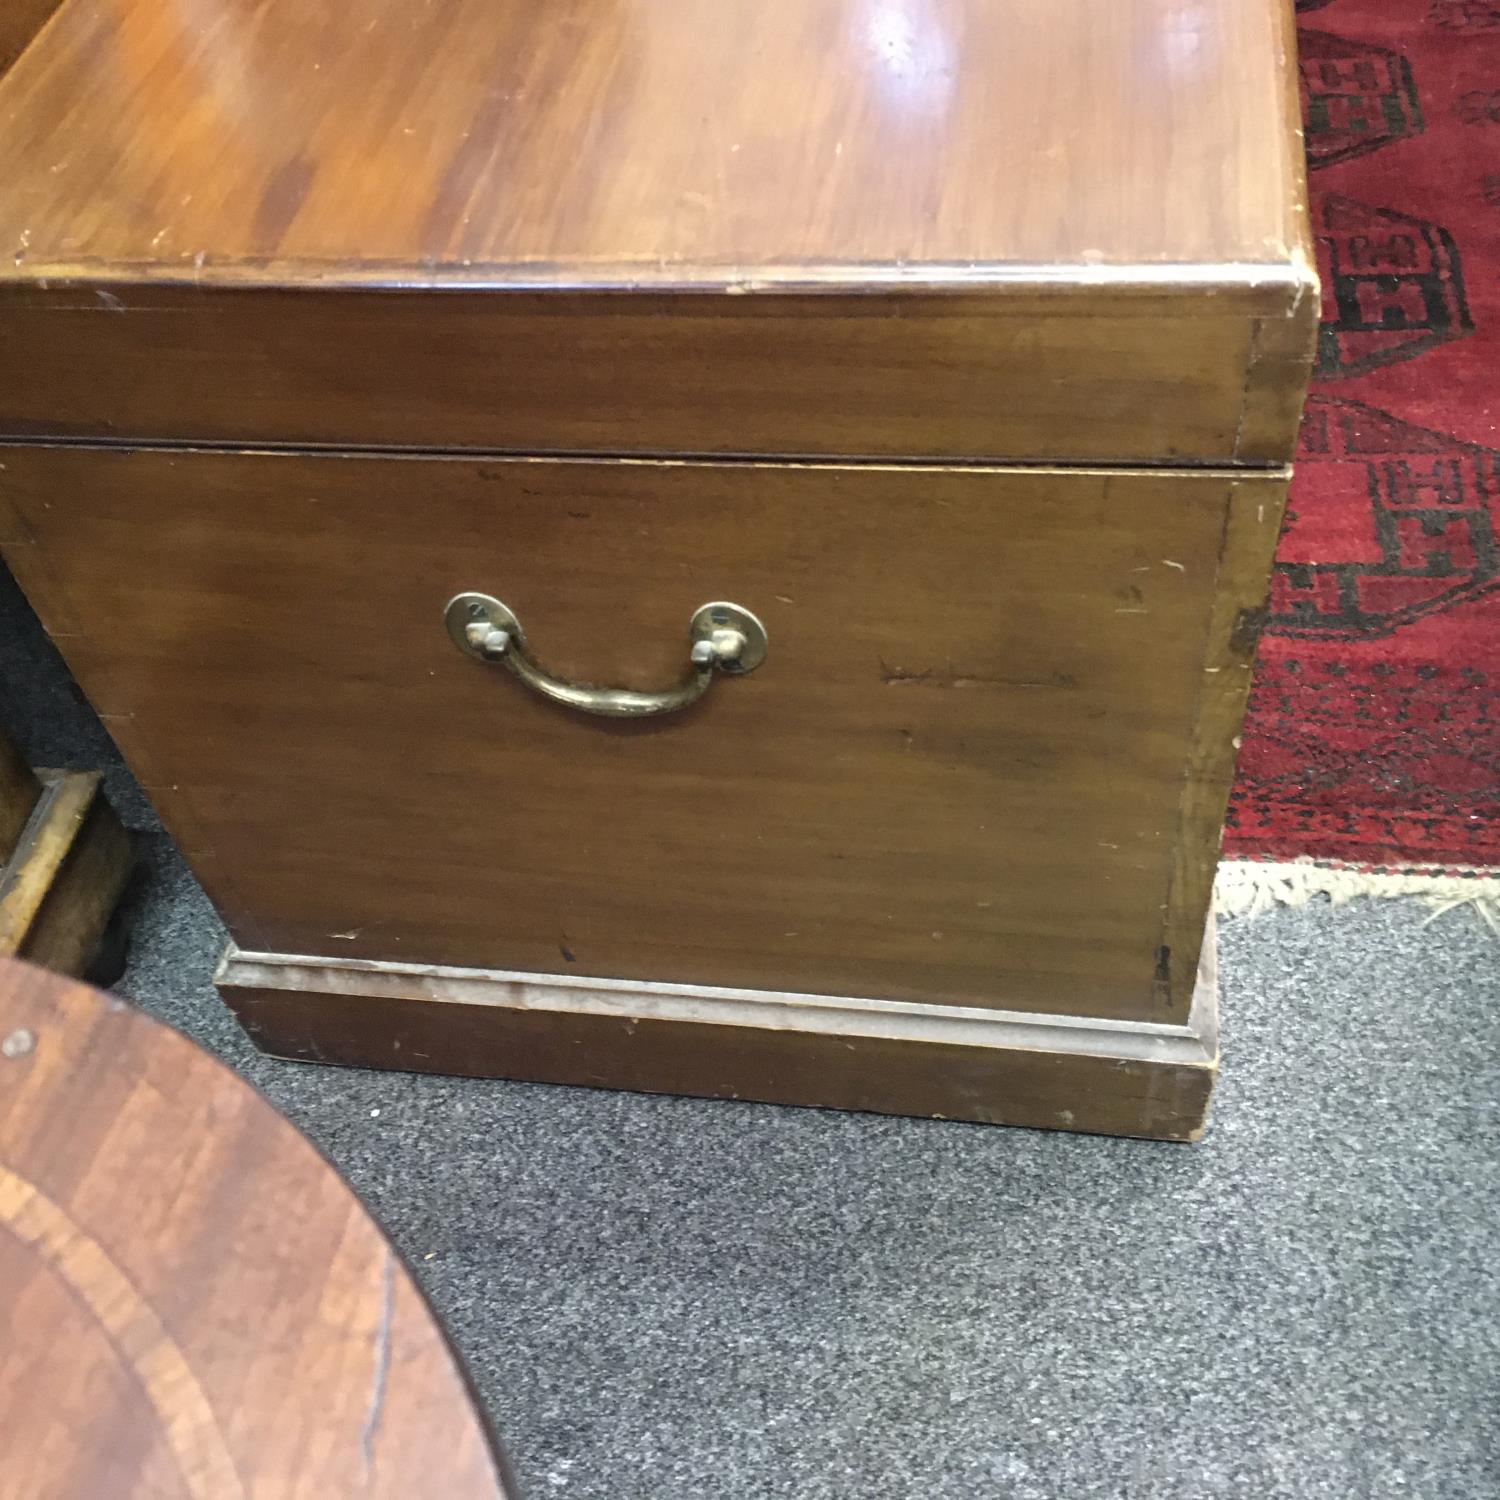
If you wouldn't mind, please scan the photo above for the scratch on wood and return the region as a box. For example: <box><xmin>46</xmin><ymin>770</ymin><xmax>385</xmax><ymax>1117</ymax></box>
<box><xmin>879</xmin><ymin>660</ymin><xmax>1077</xmax><ymax>691</ymax></box>
<box><xmin>1229</xmin><ymin>604</ymin><xmax>1268</xmax><ymax>658</ymax></box>
<box><xmin>1153</xmin><ymin>945</ymin><xmax>1172</xmax><ymax>1008</ymax></box>
<box><xmin>360</xmin><ymin>1248</ymin><xmax>395</xmax><ymax>1476</ymax></box>
<box><xmin>1232</xmin><ymin>317</ymin><xmax>1267</xmax><ymax>462</ymax></box>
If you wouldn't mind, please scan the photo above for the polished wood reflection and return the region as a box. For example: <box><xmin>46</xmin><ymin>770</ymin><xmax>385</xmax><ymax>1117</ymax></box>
<box><xmin>0</xmin><ymin>957</ymin><xmax>517</xmax><ymax>1498</ymax></box>
<box><xmin>0</xmin><ymin>0</ymin><xmax>1314</xmax><ymax>463</ymax></box>
<box><xmin>0</xmin><ymin>0</ymin><xmax>1306</xmax><ymax>280</ymax></box>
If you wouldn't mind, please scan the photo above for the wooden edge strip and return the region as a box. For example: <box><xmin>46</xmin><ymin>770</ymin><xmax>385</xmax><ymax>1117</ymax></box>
<box><xmin>216</xmin><ymin>941</ymin><xmax>1218</xmax><ymax>1069</ymax></box>
<box><xmin>1233</xmin><ymin>1</ymin><xmax>1319</xmax><ymax>466</ymax></box>
<box><xmin>0</xmin><ymin>771</ymin><xmax>99</xmax><ymax>950</ymax></box>
<box><xmin>214</xmin><ymin>924</ymin><xmax>1218</xmax><ymax>1068</ymax></box>
<box><xmin>0</xmin><ymin>770</ymin><xmax>131</xmax><ymax>970</ymax></box>
<box><xmin>1161</xmin><ymin>478</ymin><xmax>1289</xmax><ymax>1012</ymax></box>
<box><xmin>0</xmin><ymin>258</ymin><xmax>1313</xmax><ymax>308</ymax></box>
<box><xmin>217</xmin><ymin>938</ymin><xmax>1219</xmax><ymax>1140</ymax></box>
<box><xmin>0</xmin><ymin>444</ymin><xmax>1293</xmax><ymax>482</ymax></box>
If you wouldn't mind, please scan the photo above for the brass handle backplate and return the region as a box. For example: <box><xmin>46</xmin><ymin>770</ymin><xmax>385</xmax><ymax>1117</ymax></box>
<box><xmin>443</xmin><ymin>593</ymin><xmax>768</xmax><ymax>718</ymax></box>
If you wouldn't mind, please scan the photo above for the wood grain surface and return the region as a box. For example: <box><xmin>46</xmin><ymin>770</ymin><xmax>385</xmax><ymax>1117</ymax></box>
<box><xmin>1</xmin><ymin>445</ymin><xmax>1286</xmax><ymax>1024</ymax></box>
<box><xmin>0</xmin><ymin>0</ymin><xmax>1316</xmax><ymax>463</ymax></box>
<box><xmin>0</xmin><ymin>0</ymin><xmax>1305</xmax><ymax>279</ymax></box>
<box><xmin>0</xmin><ymin>956</ymin><xmax>515</xmax><ymax>1499</ymax></box>
<box><xmin>0</xmin><ymin>287</ymin><xmax>1314</xmax><ymax>465</ymax></box>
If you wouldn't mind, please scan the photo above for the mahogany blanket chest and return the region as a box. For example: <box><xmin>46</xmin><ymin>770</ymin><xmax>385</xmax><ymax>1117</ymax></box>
<box><xmin>0</xmin><ymin>0</ymin><xmax>1315</xmax><ymax>1138</ymax></box>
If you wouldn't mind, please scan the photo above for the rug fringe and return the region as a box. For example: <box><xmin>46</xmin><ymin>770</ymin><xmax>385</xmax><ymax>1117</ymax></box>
<box><xmin>1215</xmin><ymin>859</ymin><xmax>1500</xmax><ymax>936</ymax></box>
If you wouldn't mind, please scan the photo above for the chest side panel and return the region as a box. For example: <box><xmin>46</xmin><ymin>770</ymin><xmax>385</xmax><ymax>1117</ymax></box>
<box><xmin>1</xmin><ymin>449</ymin><xmax>1284</xmax><ymax>1023</ymax></box>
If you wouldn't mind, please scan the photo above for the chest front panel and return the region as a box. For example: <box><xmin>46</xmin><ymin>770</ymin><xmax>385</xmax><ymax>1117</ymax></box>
<box><xmin>1</xmin><ymin>448</ymin><xmax>1282</xmax><ymax>1023</ymax></box>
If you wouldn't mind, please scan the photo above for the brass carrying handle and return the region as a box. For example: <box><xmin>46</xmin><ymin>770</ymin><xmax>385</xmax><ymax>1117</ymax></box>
<box><xmin>443</xmin><ymin>593</ymin><xmax>768</xmax><ymax>718</ymax></box>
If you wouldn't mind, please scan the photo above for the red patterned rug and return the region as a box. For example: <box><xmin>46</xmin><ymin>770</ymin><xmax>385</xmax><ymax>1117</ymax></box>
<box><xmin>1224</xmin><ymin>0</ymin><xmax>1500</xmax><ymax>871</ymax></box>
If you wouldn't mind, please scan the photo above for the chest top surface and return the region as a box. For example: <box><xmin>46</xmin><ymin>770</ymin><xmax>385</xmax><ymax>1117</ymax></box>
<box><xmin>0</xmin><ymin>0</ymin><xmax>1307</xmax><ymax>289</ymax></box>
<box><xmin>0</xmin><ymin>0</ymin><xmax>1315</xmax><ymax>463</ymax></box>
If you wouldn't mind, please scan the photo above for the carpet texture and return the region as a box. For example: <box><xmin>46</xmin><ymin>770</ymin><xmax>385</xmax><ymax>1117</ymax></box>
<box><xmin>112</xmin><ymin>835</ymin><xmax>1499</xmax><ymax>1500</ymax></box>
<box><xmin>1226</xmin><ymin>0</ymin><xmax>1500</xmax><ymax>870</ymax></box>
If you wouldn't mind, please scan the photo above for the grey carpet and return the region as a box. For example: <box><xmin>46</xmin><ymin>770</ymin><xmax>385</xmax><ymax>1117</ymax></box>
<box><xmin>5</xmin><ymin>560</ymin><xmax>1499</xmax><ymax>1499</ymax></box>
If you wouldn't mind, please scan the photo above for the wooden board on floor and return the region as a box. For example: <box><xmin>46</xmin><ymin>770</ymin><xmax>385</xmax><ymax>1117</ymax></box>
<box><xmin>0</xmin><ymin>751</ymin><xmax>131</xmax><ymax>976</ymax></box>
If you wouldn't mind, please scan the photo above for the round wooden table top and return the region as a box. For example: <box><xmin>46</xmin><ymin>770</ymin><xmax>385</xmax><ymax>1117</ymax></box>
<box><xmin>0</xmin><ymin>957</ymin><xmax>517</xmax><ymax>1499</ymax></box>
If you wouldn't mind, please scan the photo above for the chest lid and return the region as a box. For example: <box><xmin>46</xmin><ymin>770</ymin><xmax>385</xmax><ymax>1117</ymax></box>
<box><xmin>0</xmin><ymin>0</ymin><xmax>1315</xmax><ymax>464</ymax></box>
